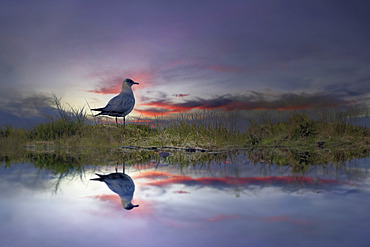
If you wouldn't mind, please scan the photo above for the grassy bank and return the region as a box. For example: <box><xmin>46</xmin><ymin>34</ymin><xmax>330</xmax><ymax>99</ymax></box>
<box><xmin>1</xmin><ymin>99</ymin><xmax>368</xmax><ymax>180</ymax></box>
<box><xmin>1</xmin><ymin>110</ymin><xmax>369</xmax><ymax>152</ymax></box>
<box><xmin>1</xmin><ymin>108</ymin><xmax>369</xmax><ymax>177</ymax></box>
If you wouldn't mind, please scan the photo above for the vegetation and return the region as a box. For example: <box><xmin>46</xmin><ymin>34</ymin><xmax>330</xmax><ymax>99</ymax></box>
<box><xmin>1</xmin><ymin>144</ymin><xmax>368</xmax><ymax>178</ymax></box>
<box><xmin>0</xmin><ymin>97</ymin><xmax>369</xmax><ymax>174</ymax></box>
<box><xmin>246</xmin><ymin>111</ymin><xmax>369</xmax><ymax>150</ymax></box>
<box><xmin>1</xmin><ymin>108</ymin><xmax>369</xmax><ymax>149</ymax></box>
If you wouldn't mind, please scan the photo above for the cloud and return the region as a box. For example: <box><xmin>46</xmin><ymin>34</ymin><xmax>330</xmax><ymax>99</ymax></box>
<box><xmin>172</xmin><ymin>94</ymin><xmax>189</xmax><ymax>97</ymax></box>
<box><xmin>135</xmin><ymin>105</ymin><xmax>181</xmax><ymax>117</ymax></box>
<box><xmin>207</xmin><ymin>64</ymin><xmax>245</xmax><ymax>73</ymax></box>
<box><xmin>172</xmin><ymin>190</ymin><xmax>190</xmax><ymax>194</ymax></box>
<box><xmin>135</xmin><ymin>90</ymin><xmax>359</xmax><ymax>117</ymax></box>
<box><xmin>0</xmin><ymin>90</ymin><xmax>57</xmax><ymax>122</ymax></box>
<box><xmin>87</xmin><ymin>69</ymin><xmax>156</xmax><ymax>95</ymax></box>
<box><xmin>206</xmin><ymin>214</ymin><xmax>240</xmax><ymax>222</ymax></box>
<box><xmin>87</xmin><ymin>77</ymin><xmax>121</xmax><ymax>95</ymax></box>
<box><xmin>322</xmin><ymin>79</ymin><xmax>370</xmax><ymax>105</ymax></box>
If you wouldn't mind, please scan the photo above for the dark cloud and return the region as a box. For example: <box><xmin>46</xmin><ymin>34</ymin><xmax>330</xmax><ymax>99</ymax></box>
<box><xmin>172</xmin><ymin>94</ymin><xmax>189</xmax><ymax>98</ymax></box>
<box><xmin>1</xmin><ymin>94</ymin><xmax>54</xmax><ymax>117</ymax></box>
<box><xmin>136</xmin><ymin>90</ymin><xmax>360</xmax><ymax>117</ymax></box>
<box><xmin>323</xmin><ymin>79</ymin><xmax>370</xmax><ymax>98</ymax></box>
<box><xmin>0</xmin><ymin>90</ymin><xmax>57</xmax><ymax>127</ymax></box>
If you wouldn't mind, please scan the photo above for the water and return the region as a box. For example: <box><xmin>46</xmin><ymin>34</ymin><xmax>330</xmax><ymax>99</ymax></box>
<box><xmin>1</xmin><ymin>155</ymin><xmax>370</xmax><ymax>247</ymax></box>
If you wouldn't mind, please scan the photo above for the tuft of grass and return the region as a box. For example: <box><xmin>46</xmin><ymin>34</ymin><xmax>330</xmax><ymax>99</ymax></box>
<box><xmin>287</xmin><ymin>113</ymin><xmax>318</xmax><ymax>139</ymax></box>
<box><xmin>245</xmin><ymin>111</ymin><xmax>369</xmax><ymax>149</ymax></box>
<box><xmin>27</xmin><ymin>95</ymin><xmax>88</xmax><ymax>141</ymax></box>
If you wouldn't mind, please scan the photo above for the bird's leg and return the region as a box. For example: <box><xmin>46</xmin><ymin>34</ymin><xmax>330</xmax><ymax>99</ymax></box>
<box><xmin>124</xmin><ymin>116</ymin><xmax>126</xmax><ymax>127</ymax></box>
<box><xmin>115</xmin><ymin>116</ymin><xmax>118</xmax><ymax>126</ymax></box>
<box><xmin>115</xmin><ymin>162</ymin><xmax>118</xmax><ymax>173</ymax></box>
<box><xmin>123</xmin><ymin>163</ymin><xmax>125</xmax><ymax>174</ymax></box>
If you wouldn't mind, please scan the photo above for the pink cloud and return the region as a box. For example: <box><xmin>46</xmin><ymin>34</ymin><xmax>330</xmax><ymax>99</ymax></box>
<box><xmin>207</xmin><ymin>64</ymin><xmax>245</xmax><ymax>73</ymax></box>
<box><xmin>172</xmin><ymin>94</ymin><xmax>190</xmax><ymax>97</ymax></box>
<box><xmin>135</xmin><ymin>91</ymin><xmax>355</xmax><ymax>117</ymax></box>
<box><xmin>172</xmin><ymin>190</ymin><xmax>190</xmax><ymax>194</ymax></box>
<box><xmin>87</xmin><ymin>69</ymin><xmax>156</xmax><ymax>95</ymax></box>
<box><xmin>207</xmin><ymin>214</ymin><xmax>240</xmax><ymax>222</ymax></box>
<box><xmin>89</xmin><ymin>194</ymin><xmax>154</xmax><ymax>216</ymax></box>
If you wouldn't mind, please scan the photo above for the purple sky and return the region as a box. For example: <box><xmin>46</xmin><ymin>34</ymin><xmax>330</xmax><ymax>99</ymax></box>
<box><xmin>1</xmin><ymin>0</ymin><xmax>369</xmax><ymax>125</ymax></box>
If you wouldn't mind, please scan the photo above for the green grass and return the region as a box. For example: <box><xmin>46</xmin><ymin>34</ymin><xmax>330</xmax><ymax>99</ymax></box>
<box><xmin>1</xmin><ymin>109</ymin><xmax>369</xmax><ymax>150</ymax></box>
<box><xmin>245</xmin><ymin>112</ymin><xmax>369</xmax><ymax>150</ymax></box>
<box><xmin>2</xmin><ymin>99</ymin><xmax>369</xmax><ymax>181</ymax></box>
<box><xmin>1</xmin><ymin>109</ymin><xmax>368</xmax><ymax>177</ymax></box>
<box><xmin>0</xmin><ymin>97</ymin><xmax>369</xmax><ymax>167</ymax></box>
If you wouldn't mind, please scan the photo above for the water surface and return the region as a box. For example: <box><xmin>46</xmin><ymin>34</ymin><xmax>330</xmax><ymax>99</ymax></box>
<box><xmin>1</xmin><ymin>155</ymin><xmax>369</xmax><ymax>247</ymax></box>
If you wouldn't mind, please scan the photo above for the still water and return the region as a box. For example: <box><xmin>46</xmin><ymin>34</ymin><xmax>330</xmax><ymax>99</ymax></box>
<box><xmin>1</xmin><ymin>154</ymin><xmax>370</xmax><ymax>247</ymax></box>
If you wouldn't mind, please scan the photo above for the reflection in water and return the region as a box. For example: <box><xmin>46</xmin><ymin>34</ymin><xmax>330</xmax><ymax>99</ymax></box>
<box><xmin>1</xmin><ymin>155</ymin><xmax>370</xmax><ymax>247</ymax></box>
<box><xmin>90</xmin><ymin>164</ymin><xmax>139</xmax><ymax>210</ymax></box>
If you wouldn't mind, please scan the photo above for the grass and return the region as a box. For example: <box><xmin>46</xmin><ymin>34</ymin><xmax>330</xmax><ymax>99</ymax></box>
<box><xmin>0</xmin><ymin>97</ymin><xmax>369</xmax><ymax>172</ymax></box>
<box><xmin>1</xmin><ymin>106</ymin><xmax>369</xmax><ymax>150</ymax></box>
<box><xmin>2</xmin><ymin>100</ymin><xmax>368</xmax><ymax>191</ymax></box>
<box><xmin>246</xmin><ymin>111</ymin><xmax>369</xmax><ymax>149</ymax></box>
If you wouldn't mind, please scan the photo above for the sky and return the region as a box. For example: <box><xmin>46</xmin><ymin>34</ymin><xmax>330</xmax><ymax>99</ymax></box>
<box><xmin>1</xmin><ymin>0</ymin><xmax>370</xmax><ymax>127</ymax></box>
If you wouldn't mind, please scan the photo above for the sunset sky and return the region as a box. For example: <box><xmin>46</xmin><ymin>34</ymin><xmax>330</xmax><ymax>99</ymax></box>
<box><xmin>1</xmin><ymin>0</ymin><xmax>369</xmax><ymax>126</ymax></box>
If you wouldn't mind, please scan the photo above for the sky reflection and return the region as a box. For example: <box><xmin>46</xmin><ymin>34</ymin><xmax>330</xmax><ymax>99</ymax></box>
<box><xmin>1</xmin><ymin>159</ymin><xmax>370</xmax><ymax>247</ymax></box>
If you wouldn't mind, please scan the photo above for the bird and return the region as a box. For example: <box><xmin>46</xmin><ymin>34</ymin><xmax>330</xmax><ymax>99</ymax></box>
<box><xmin>90</xmin><ymin>164</ymin><xmax>139</xmax><ymax>210</ymax></box>
<box><xmin>91</xmin><ymin>78</ymin><xmax>139</xmax><ymax>126</ymax></box>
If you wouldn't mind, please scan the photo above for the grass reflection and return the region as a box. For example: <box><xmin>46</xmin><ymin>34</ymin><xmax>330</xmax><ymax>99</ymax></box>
<box><xmin>1</xmin><ymin>147</ymin><xmax>368</xmax><ymax>195</ymax></box>
<box><xmin>1</xmin><ymin>145</ymin><xmax>368</xmax><ymax>176</ymax></box>
<box><xmin>246</xmin><ymin>147</ymin><xmax>369</xmax><ymax>173</ymax></box>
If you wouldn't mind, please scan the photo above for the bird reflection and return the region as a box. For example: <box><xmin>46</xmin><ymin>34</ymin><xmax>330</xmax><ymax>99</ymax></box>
<box><xmin>155</xmin><ymin>151</ymin><xmax>170</xmax><ymax>169</ymax></box>
<box><xmin>91</xmin><ymin>164</ymin><xmax>139</xmax><ymax>210</ymax></box>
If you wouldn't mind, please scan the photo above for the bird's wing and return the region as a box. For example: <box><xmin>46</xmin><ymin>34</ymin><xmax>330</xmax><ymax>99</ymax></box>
<box><xmin>105</xmin><ymin>178</ymin><xmax>135</xmax><ymax>196</ymax></box>
<box><xmin>91</xmin><ymin>95</ymin><xmax>121</xmax><ymax>112</ymax></box>
<box><xmin>103</xmin><ymin>94</ymin><xmax>135</xmax><ymax>113</ymax></box>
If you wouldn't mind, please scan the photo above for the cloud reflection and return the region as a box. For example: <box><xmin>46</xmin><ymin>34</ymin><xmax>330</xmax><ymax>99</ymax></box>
<box><xmin>260</xmin><ymin>215</ymin><xmax>313</xmax><ymax>227</ymax></box>
<box><xmin>134</xmin><ymin>171</ymin><xmax>340</xmax><ymax>189</ymax></box>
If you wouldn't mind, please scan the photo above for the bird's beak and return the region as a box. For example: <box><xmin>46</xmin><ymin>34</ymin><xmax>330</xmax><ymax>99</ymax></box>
<box><xmin>133</xmin><ymin>82</ymin><xmax>139</xmax><ymax>85</ymax></box>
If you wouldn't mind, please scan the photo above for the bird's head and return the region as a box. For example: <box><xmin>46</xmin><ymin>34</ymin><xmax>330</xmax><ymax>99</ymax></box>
<box><xmin>123</xmin><ymin>78</ymin><xmax>139</xmax><ymax>87</ymax></box>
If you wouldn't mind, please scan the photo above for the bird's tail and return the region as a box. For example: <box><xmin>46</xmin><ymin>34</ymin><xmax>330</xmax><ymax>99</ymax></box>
<box><xmin>90</xmin><ymin>173</ymin><xmax>104</xmax><ymax>181</ymax></box>
<box><xmin>91</xmin><ymin>107</ymin><xmax>104</xmax><ymax>111</ymax></box>
<box><xmin>90</xmin><ymin>109</ymin><xmax>104</xmax><ymax>117</ymax></box>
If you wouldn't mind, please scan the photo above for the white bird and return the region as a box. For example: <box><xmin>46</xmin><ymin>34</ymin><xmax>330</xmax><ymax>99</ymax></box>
<box><xmin>92</xmin><ymin>78</ymin><xmax>139</xmax><ymax>126</ymax></box>
<box><xmin>91</xmin><ymin>166</ymin><xmax>139</xmax><ymax>210</ymax></box>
